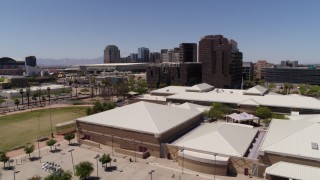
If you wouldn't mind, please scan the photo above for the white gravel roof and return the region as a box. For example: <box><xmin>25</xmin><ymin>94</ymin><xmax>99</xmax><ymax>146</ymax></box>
<box><xmin>77</xmin><ymin>101</ymin><xmax>202</xmax><ymax>136</ymax></box>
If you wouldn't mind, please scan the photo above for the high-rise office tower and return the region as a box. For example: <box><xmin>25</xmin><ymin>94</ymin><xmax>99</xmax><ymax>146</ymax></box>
<box><xmin>179</xmin><ymin>43</ymin><xmax>197</xmax><ymax>62</ymax></box>
<box><xmin>138</xmin><ymin>47</ymin><xmax>150</xmax><ymax>62</ymax></box>
<box><xmin>149</xmin><ymin>52</ymin><xmax>161</xmax><ymax>63</ymax></box>
<box><xmin>161</xmin><ymin>48</ymin><xmax>179</xmax><ymax>62</ymax></box>
<box><xmin>104</xmin><ymin>45</ymin><xmax>120</xmax><ymax>63</ymax></box>
<box><xmin>199</xmin><ymin>35</ymin><xmax>243</xmax><ymax>89</ymax></box>
<box><xmin>25</xmin><ymin>56</ymin><xmax>37</xmax><ymax>67</ymax></box>
<box><xmin>130</xmin><ymin>53</ymin><xmax>138</xmax><ymax>62</ymax></box>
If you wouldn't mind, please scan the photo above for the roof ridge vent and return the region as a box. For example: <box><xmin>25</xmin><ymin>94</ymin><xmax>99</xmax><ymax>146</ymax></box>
<box><xmin>311</xmin><ymin>142</ymin><xmax>318</xmax><ymax>150</ymax></box>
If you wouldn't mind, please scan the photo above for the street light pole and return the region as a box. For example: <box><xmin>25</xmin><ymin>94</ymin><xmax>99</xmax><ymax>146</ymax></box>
<box><xmin>148</xmin><ymin>170</ymin><xmax>155</xmax><ymax>180</ymax></box>
<box><xmin>112</xmin><ymin>134</ymin><xmax>114</xmax><ymax>156</ymax></box>
<box><xmin>181</xmin><ymin>147</ymin><xmax>184</xmax><ymax>174</ymax></box>
<box><xmin>13</xmin><ymin>171</ymin><xmax>20</xmax><ymax>180</ymax></box>
<box><xmin>133</xmin><ymin>139</ymin><xmax>136</xmax><ymax>162</ymax></box>
<box><xmin>68</xmin><ymin>149</ymin><xmax>75</xmax><ymax>175</ymax></box>
<box><xmin>94</xmin><ymin>154</ymin><xmax>100</xmax><ymax>177</ymax></box>
<box><xmin>37</xmin><ymin>139</ymin><xmax>41</xmax><ymax>162</ymax></box>
<box><xmin>214</xmin><ymin>153</ymin><xmax>217</xmax><ymax>180</ymax></box>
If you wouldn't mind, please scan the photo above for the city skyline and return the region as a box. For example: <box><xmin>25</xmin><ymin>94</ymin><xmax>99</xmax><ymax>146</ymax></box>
<box><xmin>1</xmin><ymin>0</ymin><xmax>320</xmax><ymax>63</ymax></box>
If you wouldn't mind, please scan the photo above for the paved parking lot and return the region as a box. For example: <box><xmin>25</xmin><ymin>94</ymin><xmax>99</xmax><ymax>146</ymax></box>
<box><xmin>0</xmin><ymin>141</ymin><xmax>257</xmax><ymax>180</ymax></box>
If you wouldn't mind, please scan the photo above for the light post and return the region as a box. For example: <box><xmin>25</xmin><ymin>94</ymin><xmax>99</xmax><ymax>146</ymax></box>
<box><xmin>94</xmin><ymin>154</ymin><xmax>100</xmax><ymax>177</ymax></box>
<box><xmin>133</xmin><ymin>139</ymin><xmax>136</xmax><ymax>162</ymax></box>
<box><xmin>37</xmin><ymin>138</ymin><xmax>41</xmax><ymax>162</ymax></box>
<box><xmin>68</xmin><ymin>149</ymin><xmax>75</xmax><ymax>175</ymax></box>
<box><xmin>181</xmin><ymin>147</ymin><xmax>184</xmax><ymax>174</ymax></box>
<box><xmin>213</xmin><ymin>153</ymin><xmax>217</xmax><ymax>180</ymax></box>
<box><xmin>148</xmin><ymin>170</ymin><xmax>155</xmax><ymax>180</ymax></box>
<box><xmin>111</xmin><ymin>134</ymin><xmax>114</xmax><ymax>156</ymax></box>
<box><xmin>13</xmin><ymin>171</ymin><xmax>20</xmax><ymax>180</ymax></box>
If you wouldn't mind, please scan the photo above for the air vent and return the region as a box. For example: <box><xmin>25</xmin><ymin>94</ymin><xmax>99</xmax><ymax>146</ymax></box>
<box><xmin>311</xmin><ymin>142</ymin><xmax>318</xmax><ymax>150</ymax></box>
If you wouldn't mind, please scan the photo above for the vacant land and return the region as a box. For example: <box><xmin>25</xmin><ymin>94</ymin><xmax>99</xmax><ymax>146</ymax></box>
<box><xmin>0</xmin><ymin>107</ymin><xmax>87</xmax><ymax>152</ymax></box>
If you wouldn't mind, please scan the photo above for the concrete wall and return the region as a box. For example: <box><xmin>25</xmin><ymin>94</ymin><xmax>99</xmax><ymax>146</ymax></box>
<box><xmin>76</xmin><ymin>122</ymin><xmax>161</xmax><ymax>157</ymax></box>
<box><xmin>178</xmin><ymin>156</ymin><xmax>228</xmax><ymax>176</ymax></box>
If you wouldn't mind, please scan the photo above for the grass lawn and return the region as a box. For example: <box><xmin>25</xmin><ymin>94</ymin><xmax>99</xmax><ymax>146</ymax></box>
<box><xmin>0</xmin><ymin>107</ymin><xmax>88</xmax><ymax>152</ymax></box>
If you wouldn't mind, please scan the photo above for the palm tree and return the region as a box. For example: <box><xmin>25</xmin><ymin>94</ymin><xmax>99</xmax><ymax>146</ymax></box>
<box><xmin>47</xmin><ymin>87</ymin><xmax>51</xmax><ymax>105</ymax></box>
<box><xmin>14</xmin><ymin>99</ymin><xmax>20</xmax><ymax>108</ymax></box>
<box><xmin>0</xmin><ymin>98</ymin><xmax>5</xmax><ymax>107</ymax></box>
<box><xmin>19</xmin><ymin>88</ymin><xmax>24</xmax><ymax>105</ymax></box>
<box><xmin>101</xmin><ymin>79</ymin><xmax>110</xmax><ymax>100</ymax></box>
<box><xmin>32</xmin><ymin>93</ymin><xmax>37</xmax><ymax>106</ymax></box>
<box><xmin>97</xmin><ymin>83</ymin><xmax>101</xmax><ymax>96</ymax></box>
<box><xmin>68</xmin><ymin>80</ymin><xmax>73</xmax><ymax>99</ymax></box>
<box><xmin>26</xmin><ymin>87</ymin><xmax>31</xmax><ymax>108</ymax></box>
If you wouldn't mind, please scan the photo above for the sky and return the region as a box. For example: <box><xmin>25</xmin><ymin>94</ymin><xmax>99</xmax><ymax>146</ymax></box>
<box><xmin>0</xmin><ymin>0</ymin><xmax>320</xmax><ymax>63</ymax></box>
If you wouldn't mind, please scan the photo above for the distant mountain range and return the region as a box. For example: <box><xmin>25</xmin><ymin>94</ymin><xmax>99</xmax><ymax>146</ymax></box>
<box><xmin>37</xmin><ymin>57</ymin><xmax>103</xmax><ymax>67</ymax></box>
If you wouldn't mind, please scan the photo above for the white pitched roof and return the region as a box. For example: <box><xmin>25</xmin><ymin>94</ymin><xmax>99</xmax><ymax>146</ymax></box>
<box><xmin>265</xmin><ymin>162</ymin><xmax>320</xmax><ymax>180</ymax></box>
<box><xmin>185</xmin><ymin>83</ymin><xmax>214</xmax><ymax>92</ymax></box>
<box><xmin>244</xmin><ymin>85</ymin><xmax>268</xmax><ymax>95</ymax></box>
<box><xmin>173</xmin><ymin>123</ymin><xmax>258</xmax><ymax>157</ymax></box>
<box><xmin>169</xmin><ymin>102</ymin><xmax>210</xmax><ymax>113</ymax></box>
<box><xmin>259</xmin><ymin>117</ymin><xmax>320</xmax><ymax>161</ymax></box>
<box><xmin>150</xmin><ymin>86</ymin><xmax>187</xmax><ymax>95</ymax></box>
<box><xmin>167</xmin><ymin>92</ymin><xmax>320</xmax><ymax>110</ymax></box>
<box><xmin>77</xmin><ymin>101</ymin><xmax>201</xmax><ymax>135</ymax></box>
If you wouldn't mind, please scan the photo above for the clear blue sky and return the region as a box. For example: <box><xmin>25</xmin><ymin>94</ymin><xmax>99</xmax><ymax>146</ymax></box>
<box><xmin>1</xmin><ymin>0</ymin><xmax>320</xmax><ymax>63</ymax></box>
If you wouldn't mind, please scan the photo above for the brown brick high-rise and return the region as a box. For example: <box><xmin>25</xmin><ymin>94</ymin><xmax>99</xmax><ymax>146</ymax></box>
<box><xmin>199</xmin><ymin>35</ymin><xmax>243</xmax><ymax>89</ymax></box>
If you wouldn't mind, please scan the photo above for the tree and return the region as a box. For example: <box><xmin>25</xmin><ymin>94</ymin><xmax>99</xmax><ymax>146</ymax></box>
<box><xmin>99</xmin><ymin>153</ymin><xmax>112</xmax><ymax>167</ymax></box>
<box><xmin>32</xmin><ymin>93</ymin><xmax>38</xmax><ymax>106</ymax></box>
<box><xmin>75</xmin><ymin>161</ymin><xmax>94</xmax><ymax>180</ymax></box>
<box><xmin>46</xmin><ymin>139</ymin><xmax>57</xmax><ymax>152</ymax></box>
<box><xmin>14</xmin><ymin>98</ymin><xmax>20</xmax><ymax>108</ymax></box>
<box><xmin>28</xmin><ymin>175</ymin><xmax>42</xmax><ymax>180</ymax></box>
<box><xmin>19</xmin><ymin>88</ymin><xmax>24</xmax><ymax>105</ymax></box>
<box><xmin>308</xmin><ymin>85</ymin><xmax>320</xmax><ymax>97</ymax></box>
<box><xmin>205</xmin><ymin>102</ymin><xmax>231</xmax><ymax>120</ymax></box>
<box><xmin>0</xmin><ymin>98</ymin><xmax>5</xmax><ymax>107</ymax></box>
<box><xmin>64</xmin><ymin>133</ymin><xmax>75</xmax><ymax>145</ymax></box>
<box><xmin>102</xmin><ymin>79</ymin><xmax>111</xmax><ymax>100</ymax></box>
<box><xmin>268</xmin><ymin>83</ymin><xmax>275</xmax><ymax>89</ymax></box>
<box><xmin>86</xmin><ymin>100</ymin><xmax>116</xmax><ymax>115</ymax></box>
<box><xmin>0</xmin><ymin>152</ymin><xmax>9</xmax><ymax>168</ymax></box>
<box><xmin>298</xmin><ymin>84</ymin><xmax>307</xmax><ymax>95</ymax></box>
<box><xmin>256</xmin><ymin>107</ymin><xmax>272</xmax><ymax>119</ymax></box>
<box><xmin>24</xmin><ymin>144</ymin><xmax>35</xmax><ymax>159</ymax></box>
<box><xmin>42</xmin><ymin>96</ymin><xmax>46</xmax><ymax>105</ymax></box>
<box><xmin>26</xmin><ymin>88</ymin><xmax>31</xmax><ymax>108</ymax></box>
<box><xmin>47</xmin><ymin>87</ymin><xmax>51</xmax><ymax>105</ymax></box>
<box><xmin>44</xmin><ymin>170</ymin><xmax>72</xmax><ymax>180</ymax></box>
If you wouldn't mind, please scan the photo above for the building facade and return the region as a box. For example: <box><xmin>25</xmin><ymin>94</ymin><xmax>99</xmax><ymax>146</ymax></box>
<box><xmin>149</xmin><ymin>52</ymin><xmax>161</xmax><ymax>63</ymax></box>
<box><xmin>242</xmin><ymin>62</ymin><xmax>254</xmax><ymax>81</ymax></box>
<box><xmin>254</xmin><ymin>60</ymin><xmax>273</xmax><ymax>80</ymax></box>
<box><xmin>264</xmin><ymin>67</ymin><xmax>320</xmax><ymax>85</ymax></box>
<box><xmin>199</xmin><ymin>35</ymin><xmax>243</xmax><ymax>89</ymax></box>
<box><xmin>104</xmin><ymin>45</ymin><xmax>121</xmax><ymax>63</ymax></box>
<box><xmin>147</xmin><ymin>62</ymin><xmax>202</xmax><ymax>88</ymax></box>
<box><xmin>161</xmin><ymin>48</ymin><xmax>179</xmax><ymax>63</ymax></box>
<box><xmin>138</xmin><ymin>47</ymin><xmax>150</xmax><ymax>62</ymax></box>
<box><xmin>179</xmin><ymin>43</ymin><xmax>197</xmax><ymax>63</ymax></box>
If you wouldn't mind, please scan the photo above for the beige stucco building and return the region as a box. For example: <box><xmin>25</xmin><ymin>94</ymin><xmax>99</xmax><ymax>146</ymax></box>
<box><xmin>76</xmin><ymin>101</ymin><xmax>202</xmax><ymax>158</ymax></box>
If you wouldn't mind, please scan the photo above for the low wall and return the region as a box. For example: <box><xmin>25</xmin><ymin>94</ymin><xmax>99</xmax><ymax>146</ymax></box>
<box><xmin>115</xmin><ymin>148</ymin><xmax>150</xmax><ymax>159</ymax></box>
<box><xmin>79</xmin><ymin>139</ymin><xmax>100</xmax><ymax>148</ymax></box>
